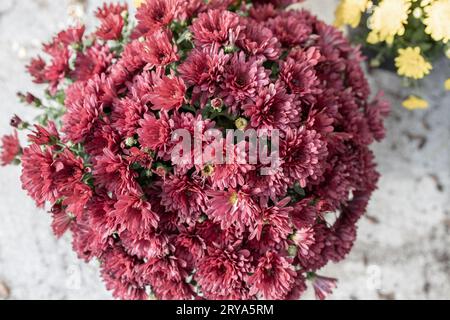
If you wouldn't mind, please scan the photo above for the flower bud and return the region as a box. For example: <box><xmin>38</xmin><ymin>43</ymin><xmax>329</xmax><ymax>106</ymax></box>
<box><xmin>10</xmin><ymin>115</ymin><xmax>23</xmax><ymax>128</ymax></box>
<box><xmin>235</xmin><ymin>117</ymin><xmax>248</xmax><ymax>130</ymax></box>
<box><xmin>211</xmin><ymin>98</ymin><xmax>223</xmax><ymax>111</ymax></box>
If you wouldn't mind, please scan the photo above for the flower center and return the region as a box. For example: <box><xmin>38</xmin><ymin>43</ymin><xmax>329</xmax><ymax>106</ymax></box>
<box><xmin>229</xmin><ymin>192</ymin><xmax>238</xmax><ymax>205</ymax></box>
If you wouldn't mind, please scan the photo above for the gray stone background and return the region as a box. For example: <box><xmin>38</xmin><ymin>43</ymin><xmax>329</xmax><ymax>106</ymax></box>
<box><xmin>0</xmin><ymin>0</ymin><xmax>448</xmax><ymax>300</ymax></box>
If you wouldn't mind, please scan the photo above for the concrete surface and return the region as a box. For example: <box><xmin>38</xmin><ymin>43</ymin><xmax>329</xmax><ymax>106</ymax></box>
<box><xmin>0</xmin><ymin>0</ymin><xmax>448</xmax><ymax>300</ymax></box>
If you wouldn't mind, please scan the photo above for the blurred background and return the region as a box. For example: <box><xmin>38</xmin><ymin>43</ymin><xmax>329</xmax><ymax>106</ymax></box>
<box><xmin>0</xmin><ymin>0</ymin><xmax>448</xmax><ymax>300</ymax></box>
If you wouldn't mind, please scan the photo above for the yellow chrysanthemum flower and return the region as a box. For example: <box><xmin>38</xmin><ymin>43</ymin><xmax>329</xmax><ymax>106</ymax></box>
<box><xmin>423</xmin><ymin>0</ymin><xmax>450</xmax><ymax>43</ymax></box>
<box><xmin>334</xmin><ymin>0</ymin><xmax>369</xmax><ymax>28</ymax></box>
<box><xmin>134</xmin><ymin>0</ymin><xmax>145</xmax><ymax>8</ymax></box>
<box><xmin>402</xmin><ymin>95</ymin><xmax>429</xmax><ymax>110</ymax></box>
<box><xmin>420</xmin><ymin>0</ymin><xmax>434</xmax><ymax>6</ymax></box>
<box><xmin>367</xmin><ymin>0</ymin><xmax>412</xmax><ymax>44</ymax></box>
<box><xmin>445</xmin><ymin>78</ymin><xmax>450</xmax><ymax>90</ymax></box>
<box><xmin>395</xmin><ymin>47</ymin><xmax>432</xmax><ymax>79</ymax></box>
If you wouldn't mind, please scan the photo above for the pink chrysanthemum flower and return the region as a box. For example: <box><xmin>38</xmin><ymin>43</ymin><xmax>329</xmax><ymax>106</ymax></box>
<box><xmin>141</xmin><ymin>30</ymin><xmax>178</xmax><ymax>68</ymax></box>
<box><xmin>279</xmin><ymin>47</ymin><xmax>322</xmax><ymax>101</ymax></box>
<box><xmin>110</xmin><ymin>193</ymin><xmax>159</xmax><ymax>236</ymax></box>
<box><xmin>72</xmin><ymin>44</ymin><xmax>113</xmax><ymax>82</ymax></box>
<box><xmin>50</xmin><ymin>203</ymin><xmax>73</xmax><ymax>238</ymax></box>
<box><xmin>178</xmin><ymin>45</ymin><xmax>228</xmax><ymax>106</ymax></box>
<box><xmin>267</xmin><ymin>11</ymin><xmax>313</xmax><ymax>46</ymax></box>
<box><xmin>93</xmin><ymin>148</ymin><xmax>141</xmax><ymax>196</ymax></box>
<box><xmin>207</xmin><ymin>139</ymin><xmax>254</xmax><ymax>190</ymax></box>
<box><xmin>135</xmin><ymin>0</ymin><xmax>178</xmax><ymax>36</ymax></box>
<box><xmin>28</xmin><ymin>121</ymin><xmax>59</xmax><ymax>145</ymax></box>
<box><xmin>137</xmin><ymin>112</ymin><xmax>171</xmax><ymax>152</ymax></box>
<box><xmin>248</xmin><ymin>251</ymin><xmax>297</xmax><ymax>300</ymax></box>
<box><xmin>95</xmin><ymin>3</ymin><xmax>127</xmax><ymax>41</ymax></box>
<box><xmin>221</xmin><ymin>52</ymin><xmax>269</xmax><ymax>111</ymax></box>
<box><xmin>249</xmin><ymin>198</ymin><xmax>293</xmax><ymax>250</ymax></box>
<box><xmin>190</xmin><ymin>9</ymin><xmax>241</xmax><ymax>47</ymax></box>
<box><xmin>281</xmin><ymin>127</ymin><xmax>328</xmax><ymax>187</ymax></box>
<box><xmin>312</xmin><ymin>274</ymin><xmax>338</xmax><ymax>300</ymax></box>
<box><xmin>237</xmin><ymin>21</ymin><xmax>281</xmax><ymax>60</ymax></box>
<box><xmin>243</xmin><ymin>83</ymin><xmax>299</xmax><ymax>133</ymax></box>
<box><xmin>20</xmin><ymin>144</ymin><xmax>57</xmax><ymax>207</ymax></box>
<box><xmin>0</xmin><ymin>131</ymin><xmax>21</xmax><ymax>166</ymax></box>
<box><xmin>196</xmin><ymin>245</ymin><xmax>253</xmax><ymax>299</ymax></box>
<box><xmin>206</xmin><ymin>188</ymin><xmax>259</xmax><ymax>233</ymax></box>
<box><xmin>160</xmin><ymin>175</ymin><xmax>208</xmax><ymax>225</ymax></box>
<box><xmin>147</xmin><ymin>72</ymin><xmax>186</xmax><ymax>111</ymax></box>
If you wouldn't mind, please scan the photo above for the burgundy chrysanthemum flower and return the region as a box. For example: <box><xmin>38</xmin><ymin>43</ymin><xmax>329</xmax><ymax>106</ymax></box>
<box><xmin>0</xmin><ymin>131</ymin><xmax>21</xmax><ymax>166</ymax></box>
<box><xmin>141</xmin><ymin>30</ymin><xmax>178</xmax><ymax>68</ymax></box>
<box><xmin>160</xmin><ymin>174</ymin><xmax>208</xmax><ymax>225</ymax></box>
<box><xmin>100</xmin><ymin>246</ymin><xmax>148</xmax><ymax>300</ymax></box>
<box><xmin>140</xmin><ymin>255</ymin><xmax>194</xmax><ymax>300</ymax></box>
<box><xmin>207</xmin><ymin>139</ymin><xmax>254</xmax><ymax>190</ymax></box>
<box><xmin>281</xmin><ymin>127</ymin><xmax>328</xmax><ymax>187</ymax></box>
<box><xmin>196</xmin><ymin>245</ymin><xmax>253</xmax><ymax>299</ymax></box>
<box><xmin>190</xmin><ymin>9</ymin><xmax>241</xmax><ymax>47</ymax></box>
<box><xmin>221</xmin><ymin>52</ymin><xmax>269</xmax><ymax>111</ymax></box>
<box><xmin>93</xmin><ymin>148</ymin><xmax>141</xmax><ymax>195</ymax></box>
<box><xmin>20</xmin><ymin>144</ymin><xmax>57</xmax><ymax>207</ymax></box>
<box><xmin>237</xmin><ymin>21</ymin><xmax>281</xmax><ymax>60</ymax></box>
<box><xmin>62</xmin><ymin>182</ymin><xmax>92</xmax><ymax>219</ymax></box>
<box><xmin>135</xmin><ymin>0</ymin><xmax>177</xmax><ymax>36</ymax></box>
<box><xmin>28</xmin><ymin>121</ymin><xmax>59</xmax><ymax>145</ymax></box>
<box><xmin>55</xmin><ymin>25</ymin><xmax>85</xmax><ymax>46</ymax></box>
<box><xmin>27</xmin><ymin>56</ymin><xmax>47</xmax><ymax>84</ymax></box>
<box><xmin>137</xmin><ymin>112</ymin><xmax>171</xmax><ymax>153</ymax></box>
<box><xmin>243</xmin><ymin>83</ymin><xmax>299</xmax><ymax>132</ymax></box>
<box><xmin>296</xmin><ymin>223</ymin><xmax>329</xmax><ymax>270</ymax></box>
<box><xmin>110</xmin><ymin>192</ymin><xmax>159</xmax><ymax>235</ymax></box>
<box><xmin>121</xmin><ymin>230</ymin><xmax>169</xmax><ymax>260</ymax></box>
<box><xmin>206</xmin><ymin>188</ymin><xmax>259</xmax><ymax>233</ymax></box>
<box><xmin>12</xmin><ymin>1</ymin><xmax>388</xmax><ymax>301</ymax></box>
<box><xmin>147</xmin><ymin>72</ymin><xmax>186</xmax><ymax>111</ymax></box>
<box><xmin>249</xmin><ymin>3</ymin><xmax>278</xmax><ymax>22</ymax></box>
<box><xmin>44</xmin><ymin>47</ymin><xmax>71</xmax><ymax>95</ymax></box>
<box><xmin>312</xmin><ymin>274</ymin><xmax>337</xmax><ymax>300</ymax></box>
<box><xmin>267</xmin><ymin>11</ymin><xmax>313</xmax><ymax>46</ymax></box>
<box><xmin>249</xmin><ymin>198</ymin><xmax>293</xmax><ymax>250</ymax></box>
<box><xmin>62</xmin><ymin>92</ymin><xmax>101</xmax><ymax>143</ymax></box>
<box><xmin>175</xmin><ymin>230</ymin><xmax>206</xmax><ymax>268</ymax></box>
<box><xmin>111</xmin><ymin>98</ymin><xmax>148</xmax><ymax>138</ymax></box>
<box><xmin>72</xmin><ymin>44</ymin><xmax>113</xmax><ymax>81</ymax></box>
<box><xmin>248</xmin><ymin>251</ymin><xmax>297</xmax><ymax>300</ymax></box>
<box><xmin>50</xmin><ymin>203</ymin><xmax>73</xmax><ymax>238</ymax></box>
<box><xmin>95</xmin><ymin>3</ymin><xmax>127</xmax><ymax>41</ymax></box>
<box><xmin>279</xmin><ymin>47</ymin><xmax>322</xmax><ymax>102</ymax></box>
<box><xmin>52</xmin><ymin>148</ymin><xmax>85</xmax><ymax>193</ymax></box>
<box><xmin>176</xmin><ymin>0</ymin><xmax>206</xmax><ymax>21</ymax></box>
<box><xmin>178</xmin><ymin>45</ymin><xmax>228</xmax><ymax>106</ymax></box>
<box><xmin>285</xmin><ymin>271</ymin><xmax>307</xmax><ymax>300</ymax></box>
<box><xmin>96</xmin><ymin>3</ymin><xmax>128</xmax><ymax>19</ymax></box>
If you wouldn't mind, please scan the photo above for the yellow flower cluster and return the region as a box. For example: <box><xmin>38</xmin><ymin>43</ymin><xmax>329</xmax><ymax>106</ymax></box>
<box><xmin>334</xmin><ymin>0</ymin><xmax>370</xmax><ymax>28</ymax></box>
<box><xmin>423</xmin><ymin>0</ymin><xmax>450</xmax><ymax>43</ymax></box>
<box><xmin>445</xmin><ymin>78</ymin><xmax>450</xmax><ymax>90</ymax></box>
<box><xmin>395</xmin><ymin>47</ymin><xmax>432</xmax><ymax>79</ymax></box>
<box><xmin>366</xmin><ymin>0</ymin><xmax>412</xmax><ymax>45</ymax></box>
<box><xmin>335</xmin><ymin>0</ymin><xmax>450</xmax><ymax>45</ymax></box>
<box><xmin>402</xmin><ymin>95</ymin><xmax>429</xmax><ymax>110</ymax></box>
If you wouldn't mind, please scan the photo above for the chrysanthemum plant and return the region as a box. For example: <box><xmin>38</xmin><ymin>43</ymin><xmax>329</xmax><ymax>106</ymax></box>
<box><xmin>335</xmin><ymin>0</ymin><xmax>450</xmax><ymax>110</ymax></box>
<box><xmin>1</xmin><ymin>0</ymin><xmax>389</xmax><ymax>300</ymax></box>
